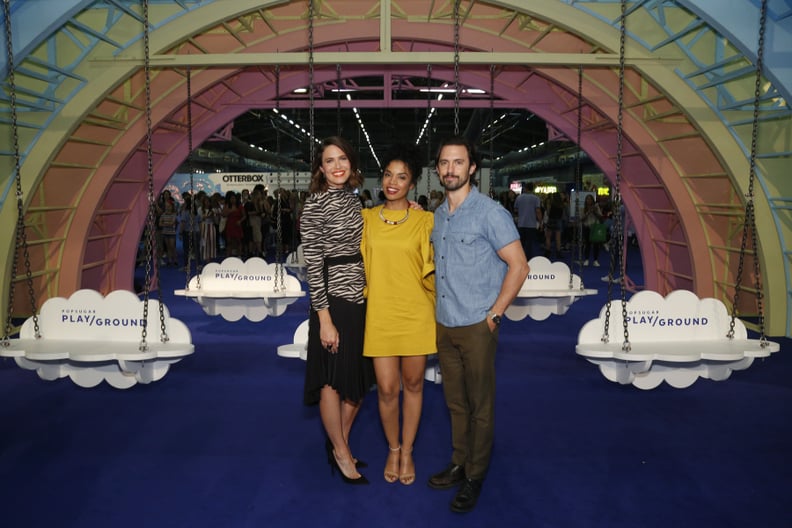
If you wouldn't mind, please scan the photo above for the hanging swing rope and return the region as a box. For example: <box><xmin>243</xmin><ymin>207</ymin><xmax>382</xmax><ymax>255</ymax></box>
<box><xmin>728</xmin><ymin>0</ymin><xmax>769</xmax><ymax>347</ymax></box>
<box><xmin>2</xmin><ymin>0</ymin><xmax>40</xmax><ymax>346</ymax></box>
<box><xmin>140</xmin><ymin>0</ymin><xmax>168</xmax><ymax>351</ymax></box>
<box><xmin>602</xmin><ymin>0</ymin><xmax>630</xmax><ymax>351</ymax></box>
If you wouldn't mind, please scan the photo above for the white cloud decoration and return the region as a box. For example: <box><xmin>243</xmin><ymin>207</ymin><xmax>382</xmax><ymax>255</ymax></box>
<box><xmin>505</xmin><ymin>256</ymin><xmax>596</xmax><ymax>321</ymax></box>
<box><xmin>0</xmin><ymin>289</ymin><xmax>193</xmax><ymax>389</ymax></box>
<box><xmin>576</xmin><ymin>289</ymin><xmax>780</xmax><ymax>389</ymax></box>
<box><xmin>175</xmin><ymin>257</ymin><xmax>305</xmax><ymax>322</ymax></box>
<box><xmin>277</xmin><ymin>318</ymin><xmax>309</xmax><ymax>360</ymax></box>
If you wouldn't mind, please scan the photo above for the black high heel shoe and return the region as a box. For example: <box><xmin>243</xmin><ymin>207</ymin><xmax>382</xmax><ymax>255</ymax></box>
<box><xmin>329</xmin><ymin>450</ymin><xmax>369</xmax><ymax>485</ymax></box>
<box><xmin>325</xmin><ymin>436</ymin><xmax>367</xmax><ymax>469</ymax></box>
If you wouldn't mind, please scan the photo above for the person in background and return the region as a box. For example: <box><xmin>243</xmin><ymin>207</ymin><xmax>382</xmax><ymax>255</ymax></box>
<box><xmin>581</xmin><ymin>193</ymin><xmax>603</xmax><ymax>267</ymax></box>
<box><xmin>544</xmin><ymin>192</ymin><xmax>565</xmax><ymax>259</ymax></box>
<box><xmin>301</xmin><ymin>136</ymin><xmax>375</xmax><ymax>485</ymax></box>
<box><xmin>275</xmin><ymin>188</ymin><xmax>294</xmax><ymax>255</ymax></box>
<box><xmin>179</xmin><ymin>193</ymin><xmax>201</xmax><ymax>269</ymax></box>
<box><xmin>513</xmin><ymin>182</ymin><xmax>543</xmax><ymax>260</ymax></box>
<box><xmin>246</xmin><ymin>186</ymin><xmax>266</xmax><ymax>258</ymax></box>
<box><xmin>360</xmin><ymin>189</ymin><xmax>374</xmax><ymax>208</ymax></box>
<box><xmin>198</xmin><ymin>193</ymin><xmax>218</xmax><ymax>264</ymax></box>
<box><xmin>158</xmin><ymin>198</ymin><xmax>179</xmax><ymax>267</ymax></box>
<box><xmin>361</xmin><ymin>144</ymin><xmax>436</xmax><ymax>486</ymax></box>
<box><xmin>222</xmin><ymin>191</ymin><xmax>246</xmax><ymax>258</ymax></box>
<box><xmin>428</xmin><ymin>189</ymin><xmax>443</xmax><ymax>211</ymax></box>
<box><xmin>427</xmin><ymin>136</ymin><xmax>529</xmax><ymax>513</ymax></box>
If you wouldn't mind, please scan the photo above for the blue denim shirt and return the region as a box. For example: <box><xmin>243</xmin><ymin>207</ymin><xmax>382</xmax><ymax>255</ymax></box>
<box><xmin>432</xmin><ymin>186</ymin><xmax>520</xmax><ymax>327</ymax></box>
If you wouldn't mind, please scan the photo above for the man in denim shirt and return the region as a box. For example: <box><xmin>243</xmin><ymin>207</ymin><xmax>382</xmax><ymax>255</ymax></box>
<box><xmin>427</xmin><ymin>136</ymin><xmax>529</xmax><ymax>513</ymax></box>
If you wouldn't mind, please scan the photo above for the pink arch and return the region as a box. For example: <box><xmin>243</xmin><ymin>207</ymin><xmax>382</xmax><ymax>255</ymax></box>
<box><xmin>35</xmin><ymin>15</ymin><xmax>731</xmax><ymax>310</ymax></box>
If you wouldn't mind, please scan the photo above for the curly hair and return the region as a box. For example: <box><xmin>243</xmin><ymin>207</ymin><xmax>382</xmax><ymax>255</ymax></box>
<box><xmin>381</xmin><ymin>143</ymin><xmax>424</xmax><ymax>184</ymax></box>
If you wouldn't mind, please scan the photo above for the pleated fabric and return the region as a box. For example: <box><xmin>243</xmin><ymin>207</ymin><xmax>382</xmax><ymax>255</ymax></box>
<box><xmin>303</xmin><ymin>295</ymin><xmax>375</xmax><ymax>405</ymax></box>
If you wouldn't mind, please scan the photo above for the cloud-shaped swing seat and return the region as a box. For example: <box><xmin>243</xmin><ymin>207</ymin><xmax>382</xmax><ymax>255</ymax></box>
<box><xmin>174</xmin><ymin>257</ymin><xmax>305</xmax><ymax>322</ymax></box>
<box><xmin>506</xmin><ymin>256</ymin><xmax>597</xmax><ymax>321</ymax></box>
<box><xmin>0</xmin><ymin>289</ymin><xmax>194</xmax><ymax>389</ymax></box>
<box><xmin>576</xmin><ymin>289</ymin><xmax>780</xmax><ymax>390</ymax></box>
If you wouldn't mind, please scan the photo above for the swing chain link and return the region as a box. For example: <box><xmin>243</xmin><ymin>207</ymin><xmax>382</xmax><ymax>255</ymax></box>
<box><xmin>2</xmin><ymin>0</ymin><xmax>40</xmax><ymax>345</ymax></box>
<box><xmin>603</xmin><ymin>0</ymin><xmax>631</xmax><ymax>352</ymax></box>
<box><xmin>273</xmin><ymin>64</ymin><xmax>285</xmax><ymax>292</ymax></box>
<box><xmin>489</xmin><ymin>64</ymin><xmax>495</xmax><ymax>199</ymax></box>
<box><xmin>308</xmin><ymin>0</ymin><xmax>315</xmax><ymax>167</ymax></box>
<box><xmin>728</xmin><ymin>0</ymin><xmax>768</xmax><ymax>346</ymax></box>
<box><xmin>426</xmin><ymin>64</ymin><xmax>433</xmax><ymax>193</ymax></box>
<box><xmin>140</xmin><ymin>0</ymin><xmax>169</xmax><ymax>351</ymax></box>
<box><xmin>616</xmin><ymin>0</ymin><xmax>630</xmax><ymax>352</ymax></box>
<box><xmin>336</xmin><ymin>63</ymin><xmax>342</xmax><ymax>134</ymax></box>
<box><xmin>185</xmin><ymin>65</ymin><xmax>197</xmax><ymax>291</ymax></box>
<box><xmin>140</xmin><ymin>0</ymin><xmax>153</xmax><ymax>350</ymax></box>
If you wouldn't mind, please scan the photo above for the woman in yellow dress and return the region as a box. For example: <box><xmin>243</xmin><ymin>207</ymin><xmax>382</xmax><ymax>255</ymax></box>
<box><xmin>361</xmin><ymin>144</ymin><xmax>436</xmax><ymax>485</ymax></box>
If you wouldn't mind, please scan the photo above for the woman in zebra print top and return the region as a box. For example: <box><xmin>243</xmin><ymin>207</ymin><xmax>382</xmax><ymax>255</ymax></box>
<box><xmin>301</xmin><ymin>136</ymin><xmax>375</xmax><ymax>485</ymax></box>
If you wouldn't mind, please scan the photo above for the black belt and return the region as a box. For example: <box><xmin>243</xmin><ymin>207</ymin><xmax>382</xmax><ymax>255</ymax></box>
<box><xmin>324</xmin><ymin>253</ymin><xmax>362</xmax><ymax>266</ymax></box>
<box><xmin>322</xmin><ymin>252</ymin><xmax>363</xmax><ymax>289</ymax></box>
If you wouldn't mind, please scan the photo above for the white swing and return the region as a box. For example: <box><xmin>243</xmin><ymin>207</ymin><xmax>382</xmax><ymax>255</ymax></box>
<box><xmin>575</xmin><ymin>0</ymin><xmax>779</xmax><ymax>389</ymax></box>
<box><xmin>0</xmin><ymin>0</ymin><xmax>193</xmax><ymax>389</ymax></box>
<box><xmin>175</xmin><ymin>257</ymin><xmax>305</xmax><ymax>322</ymax></box>
<box><xmin>172</xmin><ymin>65</ymin><xmax>305</xmax><ymax>322</ymax></box>
<box><xmin>507</xmin><ymin>66</ymin><xmax>597</xmax><ymax>322</ymax></box>
<box><xmin>507</xmin><ymin>256</ymin><xmax>597</xmax><ymax>322</ymax></box>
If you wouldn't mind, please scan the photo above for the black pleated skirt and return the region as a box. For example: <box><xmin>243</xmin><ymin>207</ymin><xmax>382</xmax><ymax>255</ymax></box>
<box><xmin>303</xmin><ymin>295</ymin><xmax>374</xmax><ymax>405</ymax></box>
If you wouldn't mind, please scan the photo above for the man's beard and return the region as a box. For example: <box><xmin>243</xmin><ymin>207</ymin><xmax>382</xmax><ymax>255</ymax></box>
<box><xmin>440</xmin><ymin>173</ymin><xmax>468</xmax><ymax>191</ymax></box>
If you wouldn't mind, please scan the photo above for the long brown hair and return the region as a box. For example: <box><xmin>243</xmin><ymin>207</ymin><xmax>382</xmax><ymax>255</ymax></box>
<box><xmin>309</xmin><ymin>136</ymin><xmax>363</xmax><ymax>193</ymax></box>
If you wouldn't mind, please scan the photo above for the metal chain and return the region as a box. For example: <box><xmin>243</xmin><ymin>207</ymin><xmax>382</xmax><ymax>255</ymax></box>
<box><xmin>426</xmin><ymin>64</ymin><xmax>433</xmax><ymax>195</ymax></box>
<box><xmin>308</xmin><ymin>0</ymin><xmax>315</xmax><ymax>168</ymax></box>
<box><xmin>140</xmin><ymin>0</ymin><xmax>153</xmax><ymax>350</ymax></box>
<box><xmin>2</xmin><ymin>0</ymin><xmax>40</xmax><ymax>345</ymax></box>
<box><xmin>185</xmin><ymin>65</ymin><xmax>197</xmax><ymax>290</ymax></box>
<box><xmin>336</xmin><ymin>63</ymin><xmax>342</xmax><ymax>134</ymax></box>
<box><xmin>573</xmin><ymin>65</ymin><xmax>584</xmax><ymax>290</ymax></box>
<box><xmin>452</xmin><ymin>0</ymin><xmax>461</xmax><ymax>136</ymax></box>
<box><xmin>603</xmin><ymin>0</ymin><xmax>630</xmax><ymax>352</ymax></box>
<box><xmin>274</xmin><ymin>64</ymin><xmax>284</xmax><ymax>292</ymax></box>
<box><xmin>488</xmin><ymin>64</ymin><xmax>495</xmax><ymax>198</ymax></box>
<box><xmin>728</xmin><ymin>0</ymin><xmax>768</xmax><ymax>346</ymax></box>
<box><xmin>140</xmin><ymin>0</ymin><xmax>169</xmax><ymax>350</ymax></box>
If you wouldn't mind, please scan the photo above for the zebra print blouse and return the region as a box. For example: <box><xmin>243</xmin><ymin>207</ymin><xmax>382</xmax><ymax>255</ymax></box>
<box><xmin>300</xmin><ymin>188</ymin><xmax>366</xmax><ymax>310</ymax></box>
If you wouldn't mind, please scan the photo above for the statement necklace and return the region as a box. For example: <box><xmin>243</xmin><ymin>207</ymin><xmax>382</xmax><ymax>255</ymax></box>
<box><xmin>379</xmin><ymin>207</ymin><xmax>410</xmax><ymax>226</ymax></box>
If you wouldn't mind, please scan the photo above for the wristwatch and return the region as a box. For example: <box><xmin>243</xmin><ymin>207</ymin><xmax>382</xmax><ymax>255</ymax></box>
<box><xmin>488</xmin><ymin>311</ymin><xmax>502</xmax><ymax>326</ymax></box>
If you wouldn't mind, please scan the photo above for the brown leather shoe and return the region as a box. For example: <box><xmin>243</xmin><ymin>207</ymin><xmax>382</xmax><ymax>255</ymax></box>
<box><xmin>427</xmin><ymin>463</ymin><xmax>466</xmax><ymax>490</ymax></box>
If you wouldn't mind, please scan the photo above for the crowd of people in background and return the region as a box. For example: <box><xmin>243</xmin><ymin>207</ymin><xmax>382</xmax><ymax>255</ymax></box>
<box><xmin>502</xmin><ymin>186</ymin><xmax>623</xmax><ymax>266</ymax></box>
<box><xmin>148</xmin><ymin>184</ymin><xmax>310</xmax><ymax>270</ymax></box>
<box><xmin>147</xmin><ymin>179</ymin><xmax>624</xmax><ymax>273</ymax></box>
<box><xmin>145</xmin><ymin>181</ymin><xmax>457</xmax><ymax>272</ymax></box>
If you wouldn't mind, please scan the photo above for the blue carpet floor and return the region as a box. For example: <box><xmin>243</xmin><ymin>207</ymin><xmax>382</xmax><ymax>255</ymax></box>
<box><xmin>1</xmin><ymin>251</ymin><xmax>790</xmax><ymax>528</ymax></box>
